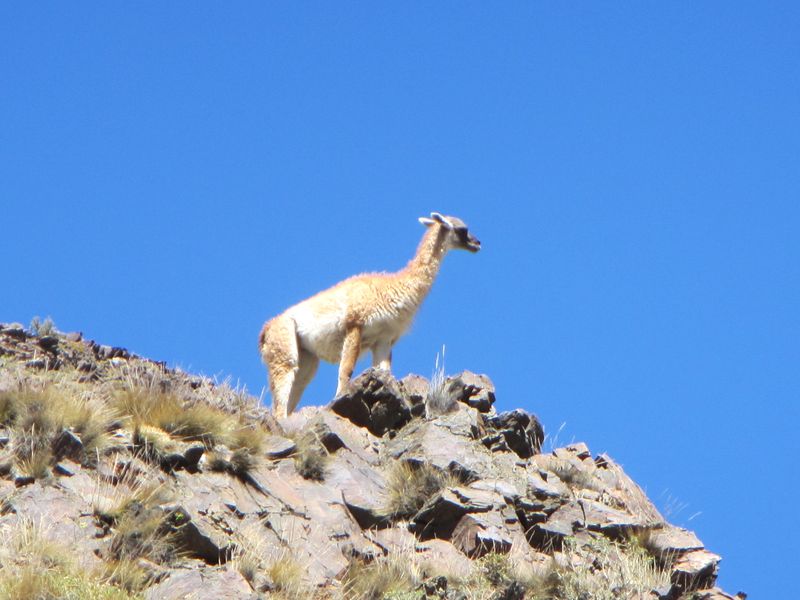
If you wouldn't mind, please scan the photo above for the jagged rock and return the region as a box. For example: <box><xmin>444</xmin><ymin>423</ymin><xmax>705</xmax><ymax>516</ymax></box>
<box><xmin>169</xmin><ymin>506</ymin><xmax>233</xmax><ymax>563</ymax></box>
<box><xmin>671</xmin><ymin>549</ymin><xmax>720</xmax><ymax>591</ymax></box>
<box><xmin>2</xmin><ymin>324</ymin><xmax>27</xmax><ymax>339</ymax></box>
<box><xmin>483</xmin><ymin>409</ymin><xmax>544</xmax><ymax>458</ymax></box>
<box><xmin>1</xmin><ymin>481</ymin><xmax>101</xmax><ymax>569</ymax></box>
<box><xmin>469</xmin><ymin>479</ymin><xmax>522</xmax><ymax>502</ymax></box>
<box><xmin>143</xmin><ymin>565</ymin><xmax>253</xmax><ymax>600</ymax></box>
<box><xmin>399</xmin><ymin>373</ymin><xmax>429</xmax><ymax>417</ymax></box>
<box><xmin>412</xmin><ymin>488</ymin><xmax>473</xmax><ymax>539</ymax></box>
<box><xmin>330</xmin><ymin>368</ymin><xmax>412</xmax><ymax>436</ymax></box>
<box><xmin>263</xmin><ymin>435</ymin><xmax>297</xmax><ymax>459</ymax></box>
<box><xmin>53</xmin><ymin>428</ymin><xmax>84</xmax><ymax>461</ymax></box>
<box><xmin>646</xmin><ymin>525</ymin><xmax>704</xmax><ymax>560</ymax></box>
<box><xmin>327</xmin><ymin>450</ymin><xmax>388</xmax><ymax>529</ymax></box>
<box><xmin>525</xmin><ymin>504</ymin><xmax>575</xmax><ymax>550</ymax></box>
<box><xmin>527</xmin><ymin>469</ymin><xmax>570</xmax><ymax>499</ymax></box>
<box><xmin>688</xmin><ymin>589</ymin><xmax>747</xmax><ymax>600</ymax></box>
<box><xmin>38</xmin><ymin>335</ymin><xmax>59</xmax><ymax>351</ymax></box>
<box><xmin>417</xmin><ymin>538</ymin><xmax>475</xmax><ymax>580</ymax></box>
<box><xmin>554</xmin><ymin>442</ymin><xmax>591</xmax><ymax>461</ymax></box>
<box><xmin>183</xmin><ymin>444</ymin><xmax>205</xmax><ymax>470</ymax></box>
<box><xmin>651</xmin><ymin>583</ymin><xmax>680</xmax><ymax>600</ymax></box>
<box><xmin>387</xmin><ymin>406</ymin><xmax>494</xmax><ymax>482</ymax></box>
<box><xmin>452</xmin><ymin>511</ymin><xmax>515</xmax><ymax>557</ymax></box>
<box><xmin>446</xmin><ymin>371</ymin><xmax>496</xmax><ymax>412</ymax></box>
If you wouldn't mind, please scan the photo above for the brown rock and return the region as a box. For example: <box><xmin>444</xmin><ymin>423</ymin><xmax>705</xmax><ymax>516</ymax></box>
<box><xmin>446</xmin><ymin>371</ymin><xmax>496</xmax><ymax>412</ymax></box>
<box><xmin>671</xmin><ymin>549</ymin><xmax>721</xmax><ymax>591</ymax></box>
<box><xmin>452</xmin><ymin>511</ymin><xmax>514</xmax><ymax>557</ymax></box>
<box><xmin>144</xmin><ymin>565</ymin><xmax>254</xmax><ymax>600</ymax></box>
<box><xmin>484</xmin><ymin>409</ymin><xmax>544</xmax><ymax>458</ymax></box>
<box><xmin>326</xmin><ymin>450</ymin><xmax>388</xmax><ymax>529</ymax></box>
<box><xmin>646</xmin><ymin>525</ymin><xmax>704</xmax><ymax>560</ymax></box>
<box><xmin>330</xmin><ymin>368</ymin><xmax>412</xmax><ymax>436</ymax></box>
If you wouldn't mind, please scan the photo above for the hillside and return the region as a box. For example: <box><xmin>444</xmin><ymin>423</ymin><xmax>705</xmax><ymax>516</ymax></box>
<box><xmin>0</xmin><ymin>321</ymin><xmax>743</xmax><ymax>600</ymax></box>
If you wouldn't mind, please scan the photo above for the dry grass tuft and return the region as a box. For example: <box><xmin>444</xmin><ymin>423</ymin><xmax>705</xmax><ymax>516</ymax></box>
<box><xmin>553</xmin><ymin>534</ymin><xmax>671</xmax><ymax>599</ymax></box>
<box><xmin>425</xmin><ymin>347</ymin><xmax>456</xmax><ymax>417</ymax></box>
<box><xmin>0</xmin><ymin>519</ymin><xmax>138</xmax><ymax>600</ymax></box>
<box><xmin>114</xmin><ymin>387</ymin><xmax>269</xmax><ymax>461</ymax></box>
<box><xmin>341</xmin><ymin>554</ymin><xmax>422</xmax><ymax>600</ymax></box>
<box><xmin>285</xmin><ymin>430</ymin><xmax>328</xmax><ymax>481</ymax></box>
<box><xmin>92</xmin><ymin>465</ymin><xmax>176</xmax><ymax>593</ymax></box>
<box><xmin>0</xmin><ymin>386</ymin><xmax>119</xmax><ymax>479</ymax></box>
<box><xmin>381</xmin><ymin>460</ymin><xmax>461</xmax><ymax>520</ymax></box>
<box><xmin>267</xmin><ymin>554</ymin><xmax>310</xmax><ymax>600</ymax></box>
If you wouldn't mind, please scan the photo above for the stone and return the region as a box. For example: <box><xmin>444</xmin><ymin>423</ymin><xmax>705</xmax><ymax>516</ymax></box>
<box><xmin>330</xmin><ymin>368</ymin><xmax>412</xmax><ymax>436</ymax></box>
<box><xmin>646</xmin><ymin>525</ymin><xmax>703</xmax><ymax>560</ymax></box>
<box><xmin>168</xmin><ymin>506</ymin><xmax>234</xmax><ymax>564</ymax></box>
<box><xmin>671</xmin><ymin>549</ymin><xmax>721</xmax><ymax>592</ymax></box>
<box><xmin>263</xmin><ymin>435</ymin><xmax>297</xmax><ymax>459</ymax></box>
<box><xmin>412</xmin><ymin>488</ymin><xmax>472</xmax><ymax>539</ymax></box>
<box><xmin>688</xmin><ymin>589</ymin><xmax>747</xmax><ymax>600</ymax></box>
<box><xmin>387</xmin><ymin>407</ymin><xmax>495</xmax><ymax>483</ymax></box>
<box><xmin>527</xmin><ymin>470</ymin><xmax>570</xmax><ymax>499</ymax></box>
<box><xmin>451</xmin><ymin>512</ymin><xmax>514</xmax><ymax>557</ymax></box>
<box><xmin>183</xmin><ymin>445</ymin><xmax>206</xmax><ymax>470</ymax></box>
<box><xmin>651</xmin><ymin>583</ymin><xmax>680</xmax><ymax>600</ymax></box>
<box><xmin>2</xmin><ymin>325</ymin><xmax>27</xmax><ymax>339</ymax></box>
<box><xmin>38</xmin><ymin>335</ymin><xmax>59</xmax><ymax>351</ymax></box>
<box><xmin>53</xmin><ymin>428</ymin><xmax>84</xmax><ymax>461</ymax></box>
<box><xmin>416</xmin><ymin>539</ymin><xmax>475</xmax><ymax>580</ymax></box>
<box><xmin>399</xmin><ymin>373</ymin><xmax>429</xmax><ymax>417</ymax></box>
<box><xmin>484</xmin><ymin>409</ymin><xmax>544</xmax><ymax>458</ymax></box>
<box><xmin>446</xmin><ymin>371</ymin><xmax>496</xmax><ymax>412</ymax></box>
<box><xmin>326</xmin><ymin>450</ymin><xmax>388</xmax><ymax>529</ymax></box>
<box><xmin>144</xmin><ymin>566</ymin><xmax>253</xmax><ymax>600</ymax></box>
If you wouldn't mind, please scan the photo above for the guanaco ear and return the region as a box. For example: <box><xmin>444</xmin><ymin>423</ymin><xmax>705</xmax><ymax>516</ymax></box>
<box><xmin>419</xmin><ymin>217</ymin><xmax>436</xmax><ymax>226</ymax></box>
<box><xmin>430</xmin><ymin>212</ymin><xmax>454</xmax><ymax>230</ymax></box>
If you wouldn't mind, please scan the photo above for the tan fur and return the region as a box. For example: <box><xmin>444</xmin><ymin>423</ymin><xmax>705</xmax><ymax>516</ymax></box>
<box><xmin>259</xmin><ymin>213</ymin><xmax>480</xmax><ymax>418</ymax></box>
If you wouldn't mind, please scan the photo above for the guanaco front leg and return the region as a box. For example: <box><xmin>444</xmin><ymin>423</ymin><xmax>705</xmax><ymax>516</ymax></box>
<box><xmin>336</xmin><ymin>326</ymin><xmax>362</xmax><ymax>396</ymax></box>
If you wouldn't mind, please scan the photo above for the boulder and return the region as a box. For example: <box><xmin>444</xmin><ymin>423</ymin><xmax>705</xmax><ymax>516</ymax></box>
<box><xmin>446</xmin><ymin>371</ymin><xmax>496</xmax><ymax>412</ymax></box>
<box><xmin>144</xmin><ymin>566</ymin><xmax>253</xmax><ymax>600</ymax></box>
<box><xmin>483</xmin><ymin>409</ymin><xmax>544</xmax><ymax>458</ymax></box>
<box><xmin>646</xmin><ymin>525</ymin><xmax>704</xmax><ymax>560</ymax></box>
<box><xmin>671</xmin><ymin>549</ymin><xmax>721</xmax><ymax>591</ymax></box>
<box><xmin>330</xmin><ymin>368</ymin><xmax>412</xmax><ymax>436</ymax></box>
<box><xmin>326</xmin><ymin>450</ymin><xmax>388</xmax><ymax>529</ymax></box>
<box><xmin>451</xmin><ymin>511</ymin><xmax>515</xmax><ymax>558</ymax></box>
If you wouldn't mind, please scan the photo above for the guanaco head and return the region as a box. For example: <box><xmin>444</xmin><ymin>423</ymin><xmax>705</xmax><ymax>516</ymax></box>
<box><xmin>418</xmin><ymin>212</ymin><xmax>482</xmax><ymax>253</ymax></box>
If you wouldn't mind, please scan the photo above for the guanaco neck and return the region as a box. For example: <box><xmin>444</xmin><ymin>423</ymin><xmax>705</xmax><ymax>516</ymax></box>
<box><xmin>395</xmin><ymin>225</ymin><xmax>449</xmax><ymax>303</ymax></box>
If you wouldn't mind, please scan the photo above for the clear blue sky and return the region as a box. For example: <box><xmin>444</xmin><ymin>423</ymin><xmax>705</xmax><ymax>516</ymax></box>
<box><xmin>2</xmin><ymin>3</ymin><xmax>797</xmax><ymax>596</ymax></box>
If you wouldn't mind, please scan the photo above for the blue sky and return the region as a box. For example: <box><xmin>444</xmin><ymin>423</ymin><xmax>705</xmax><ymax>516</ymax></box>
<box><xmin>2</xmin><ymin>3</ymin><xmax>798</xmax><ymax>596</ymax></box>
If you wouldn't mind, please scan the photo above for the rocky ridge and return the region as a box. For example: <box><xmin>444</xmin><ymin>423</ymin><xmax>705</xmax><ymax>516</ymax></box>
<box><xmin>0</xmin><ymin>322</ymin><xmax>742</xmax><ymax>599</ymax></box>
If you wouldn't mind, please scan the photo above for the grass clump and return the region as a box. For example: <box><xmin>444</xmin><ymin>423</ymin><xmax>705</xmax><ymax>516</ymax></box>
<box><xmin>0</xmin><ymin>386</ymin><xmax>118</xmax><ymax>479</ymax></box>
<box><xmin>114</xmin><ymin>388</ymin><xmax>268</xmax><ymax>457</ymax></box>
<box><xmin>284</xmin><ymin>430</ymin><xmax>328</xmax><ymax>481</ymax></box>
<box><xmin>553</xmin><ymin>534</ymin><xmax>670</xmax><ymax>600</ymax></box>
<box><xmin>425</xmin><ymin>347</ymin><xmax>456</xmax><ymax>417</ymax></box>
<box><xmin>267</xmin><ymin>554</ymin><xmax>309</xmax><ymax>600</ymax></box>
<box><xmin>93</xmin><ymin>471</ymin><xmax>176</xmax><ymax>593</ymax></box>
<box><xmin>382</xmin><ymin>460</ymin><xmax>461</xmax><ymax>520</ymax></box>
<box><xmin>341</xmin><ymin>555</ymin><xmax>421</xmax><ymax>600</ymax></box>
<box><xmin>0</xmin><ymin>519</ymin><xmax>139</xmax><ymax>600</ymax></box>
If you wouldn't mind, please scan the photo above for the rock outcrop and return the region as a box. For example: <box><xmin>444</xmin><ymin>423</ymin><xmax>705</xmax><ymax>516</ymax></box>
<box><xmin>0</xmin><ymin>322</ymin><xmax>743</xmax><ymax>599</ymax></box>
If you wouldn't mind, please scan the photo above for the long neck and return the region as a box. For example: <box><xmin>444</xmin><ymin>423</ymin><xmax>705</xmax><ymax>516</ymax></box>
<box><xmin>398</xmin><ymin>225</ymin><xmax>449</xmax><ymax>297</ymax></box>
